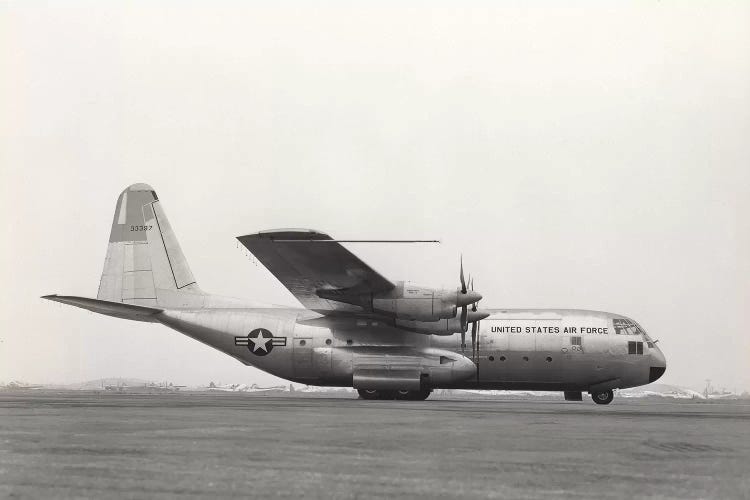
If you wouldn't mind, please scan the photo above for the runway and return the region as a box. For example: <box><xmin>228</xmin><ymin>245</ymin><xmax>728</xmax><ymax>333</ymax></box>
<box><xmin>1</xmin><ymin>392</ymin><xmax>748</xmax><ymax>499</ymax></box>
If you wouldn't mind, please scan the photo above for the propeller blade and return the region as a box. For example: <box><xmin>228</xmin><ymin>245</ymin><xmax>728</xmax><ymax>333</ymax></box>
<box><xmin>459</xmin><ymin>255</ymin><xmax>467</xmax><ymax>294</ymax></box>
<box><xmin>471</xmin><ymin>321</ymin><xmax>478</xmax><ymax>360</ymax></box>
<box><xmin>460</xmin><ymin>305</ymin><xmax>468</xmax><ymax>332</ymax></box>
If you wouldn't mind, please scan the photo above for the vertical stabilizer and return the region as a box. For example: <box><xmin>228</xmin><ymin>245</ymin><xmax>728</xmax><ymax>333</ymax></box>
<box><xmin>97</xmin><ymin>184</ymin><xmax>204</xmax><ymax>308</ymax></box>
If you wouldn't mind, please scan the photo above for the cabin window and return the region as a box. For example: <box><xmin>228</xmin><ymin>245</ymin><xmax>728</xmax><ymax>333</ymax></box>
<box><xmin>325</xmin><ymin>339</ymin><xmax>332</xmax><ymax>345</ymax></box>
<box><xmin>488</xmin><ymin>356</ymin><xmax>495</xmax><ymax>362</ymax></box>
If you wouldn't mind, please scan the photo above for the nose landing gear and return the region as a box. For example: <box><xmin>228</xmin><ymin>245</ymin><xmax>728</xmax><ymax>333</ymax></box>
<box><xmin>590</xmin><ymin>389</ymin><xmax>614</xmax><ymax>405</ymax></box>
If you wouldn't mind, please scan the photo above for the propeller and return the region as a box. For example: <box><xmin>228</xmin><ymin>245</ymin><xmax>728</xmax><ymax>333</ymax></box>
<box><xmin>456</xmin><ymin>255</ymin><xmax>480</xmax><ymax>308</ymax></box>
<box><xmin>457</xmin><ymin>258</ymin><xmax>487</xmax><ymax>354</ymax></box>
<box><xmin>460</xmin><ymin>272</ymin><xmax>469</xmax><ymax>352</ymax></box>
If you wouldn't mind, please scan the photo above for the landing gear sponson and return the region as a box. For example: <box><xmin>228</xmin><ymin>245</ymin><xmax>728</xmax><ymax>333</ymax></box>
<box><xmin>357</xmin><ymin>389</ymin><xmax>432</xmax><ymax>401</ymax></box>
<box><xmin>358</xmin><ymin>388</ymin><xmax>614</xmax><ymax>403</ymax></box>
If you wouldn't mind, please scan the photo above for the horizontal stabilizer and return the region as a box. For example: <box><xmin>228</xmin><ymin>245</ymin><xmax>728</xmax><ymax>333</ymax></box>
<box><xmin>42</xmin><ymin>295</ymin><xmax>163</xmax><ymax>323</ymax></box>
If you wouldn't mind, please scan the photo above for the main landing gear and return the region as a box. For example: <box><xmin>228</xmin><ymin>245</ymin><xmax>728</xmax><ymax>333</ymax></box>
<box><xmin>357</xmin><ymin>389</ymin><xmax>432</xmax><ymax>401</ymax></box>
<box><xmin>590</xmin><ymin>389</ymin><xmax>614</xmax><ymax>405</ymax></box>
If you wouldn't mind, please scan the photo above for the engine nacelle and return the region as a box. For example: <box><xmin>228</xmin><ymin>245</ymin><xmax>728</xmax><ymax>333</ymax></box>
<box><xmin>372</xmin><ymin>296</ymin><xmax>456</xmax><ymax>322</ymax></box>
<box><xmin>371</xmin><ymin>282</ymin><xmax>479</xmax><ymax>322</ymax></box>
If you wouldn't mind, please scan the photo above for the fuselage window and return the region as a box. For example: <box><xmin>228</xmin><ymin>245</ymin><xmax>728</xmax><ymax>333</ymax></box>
<box><xmin>571</xmin><ymin>336</ymin><xmax>582</xmax><ymax>346</ymax></box>
<box><xmin>628</xmin><ymin>341</ymin><xmax>644</xmax><ymax>355</ymax></box>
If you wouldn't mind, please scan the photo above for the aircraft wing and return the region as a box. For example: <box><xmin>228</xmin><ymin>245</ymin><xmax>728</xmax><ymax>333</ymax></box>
<box><xmin>237</xmin><ymin>229</ymin><xmax>395</xmax><ymax>312</ymax></box>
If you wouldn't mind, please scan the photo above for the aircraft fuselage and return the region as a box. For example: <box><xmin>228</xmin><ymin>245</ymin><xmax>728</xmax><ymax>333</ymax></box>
<box><xmin>158</xmin><ymin>306</ymin><xmax>666</xmax><ymax>392</ymax></box>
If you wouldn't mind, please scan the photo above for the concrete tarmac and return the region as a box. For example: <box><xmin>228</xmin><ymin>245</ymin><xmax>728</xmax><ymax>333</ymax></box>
<box><xmin>0</xmin><ymin>391</ymin><xmax>748</xmax><ymax>499</ymax></box>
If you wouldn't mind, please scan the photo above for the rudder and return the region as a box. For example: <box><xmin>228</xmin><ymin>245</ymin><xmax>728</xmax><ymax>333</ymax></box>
<box><xmin>97</xmin><ymin>183</ymin><xmax>204</xmax><ymax>308</ymax></box>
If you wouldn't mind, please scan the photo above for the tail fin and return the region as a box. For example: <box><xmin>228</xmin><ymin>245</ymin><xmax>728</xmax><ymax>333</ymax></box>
<box><xmin>97</xmin><ymin>183</ymin><xmax>204</xmax><ymax>308</ymax></box>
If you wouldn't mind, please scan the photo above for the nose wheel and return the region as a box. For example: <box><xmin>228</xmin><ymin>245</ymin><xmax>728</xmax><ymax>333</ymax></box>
<box><xmin>590</xmin><ymin>389</ymin><xmax>614</xmax><ymax>405</ymax></box>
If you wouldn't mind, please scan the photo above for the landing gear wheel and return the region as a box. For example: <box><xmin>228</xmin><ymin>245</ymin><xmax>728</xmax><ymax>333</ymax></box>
<box><xmin>357</xmin><ymin>389</ymin><xmax>398</xmax><ymax>400</ymax></box>
<box><xmin>591</xmin><ymin>389</ymin><xmax>614</xmax><ymax>405</ymax></box>
<box><xmin>395</xmin><ymin>389</ymin><xmax>412</xmax><ymax>400</ymax></box>
<box><xmin>357</xmin><ymin>389</ymin><xmax>379</xmax><ymax>400</ymax></box>
<box><xmin>395</xmin><ymin>389</ymin><xmax>432</xmax><ymax>401</ymax></box>
<box><xmin>377</xmin><ymin>390</ymin><xmax>397</xmax><ymax>400</ymax></box>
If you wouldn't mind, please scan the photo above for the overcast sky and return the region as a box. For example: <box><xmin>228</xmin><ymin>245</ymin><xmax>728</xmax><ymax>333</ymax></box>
<box><xmin>2</xmin><ymin>1</ymin><xmax>748</xmax><ymax>391</ymax></box>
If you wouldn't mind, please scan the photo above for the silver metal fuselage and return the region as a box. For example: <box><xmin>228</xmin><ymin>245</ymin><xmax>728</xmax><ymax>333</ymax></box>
<box><xmin>158</xmin><ymin>303</ymin><xmax>666</xmax><ymax>392</ymax></box>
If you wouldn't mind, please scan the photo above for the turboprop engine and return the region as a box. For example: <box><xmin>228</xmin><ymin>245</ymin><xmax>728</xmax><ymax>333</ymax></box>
<box><xmin>370</xmin><ymin>282</ymin><xmax>480</xmax><ymax>322</ymax></box>
<box><xmin>370</xmin><ymin>258</ymin><xmax>481</xmax><ymax>323</ymax></box>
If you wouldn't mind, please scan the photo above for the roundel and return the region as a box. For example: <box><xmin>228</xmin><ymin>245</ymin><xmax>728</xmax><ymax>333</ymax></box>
<box><xmin>234</xmin><ymin>328</ymin><xmax>290</xmax><ymax>356</ymax></box>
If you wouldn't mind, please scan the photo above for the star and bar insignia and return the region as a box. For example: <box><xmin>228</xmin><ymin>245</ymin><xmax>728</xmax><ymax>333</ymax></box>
<box><xmin>235</xmin><ymin>328</ymin><xmax>286</xmax><ymax>356</ymax></box>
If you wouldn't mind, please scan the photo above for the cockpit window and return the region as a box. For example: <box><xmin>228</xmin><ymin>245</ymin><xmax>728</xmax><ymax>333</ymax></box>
<box><xmin>613</xmin><ymin>318</ymin><xmax>644</xmax><ymax>336</ymax></box>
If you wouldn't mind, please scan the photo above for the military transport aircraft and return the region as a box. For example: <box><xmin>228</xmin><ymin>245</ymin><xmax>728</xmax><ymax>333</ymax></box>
<box><xmin>44</xmin><ymin>184</ymin><xmax>666</xmax><ymax>403</ymax></box>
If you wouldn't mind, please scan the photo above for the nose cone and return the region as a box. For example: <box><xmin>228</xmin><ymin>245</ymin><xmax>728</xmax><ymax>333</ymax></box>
<box><xmin>456</xmin><ymin>290</ymin><xmax>482</xmax><ymax>307</ymax></box>
<box><xmin>649</xmin><ymin>346</ymin><xmax>667</xmax><ymax>383</ymax></box>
